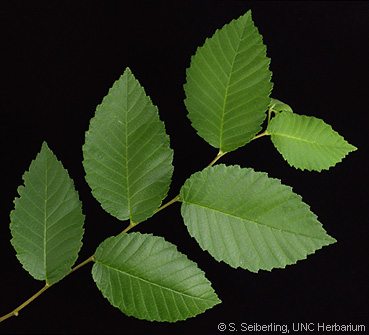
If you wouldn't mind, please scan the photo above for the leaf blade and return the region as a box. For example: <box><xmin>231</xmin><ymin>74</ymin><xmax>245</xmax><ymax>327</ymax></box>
<box><xmin>267</xmin><ymin>112</ymin><xmax>357</xmax><ymax>171</ymax></box>
<box><xmin>10</xmin><ymin>142</ymin><xmax>85</xmax><ymax>284</ymax></box>
<box><xmin>92</xmin><ymin>233</ymin><xmax>220</xmax><ymax>322</ymax></box>
<box><xmin>180</xmin><ymin>165</ymin><xmax>336</xmax><ymax>272</ymax></box>
<box><xmin>184</xmin><ymin>10</ymin><xmax>273</xmax><ymax>152</ymax></box>
<box><xmin>83</xmin><ymin>68</ymin><xmax>174</xmax><ymax>223</ymax></box>
<box><xmin>269</xmin><ymin>98</ymin><xmax>293</xmax><ymax>113</ymax></box>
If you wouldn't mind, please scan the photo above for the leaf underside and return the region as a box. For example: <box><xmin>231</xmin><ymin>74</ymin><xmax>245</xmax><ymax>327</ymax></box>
<box><xmin>180</xmin><ymin>164</ymin><xmax>336</xmax><ymax>272</ymax></box>
<box><xmin>10</xmin><ymin>142</ymin><xmax>85</xmax><ymax>284</ymax></box>
<box><xmin>184</xmin><ymin>10</ymin><xmax>273</xmax><ymax>152</ymax></box>
<box><xmin>92</xmin><ymin>233</ymin><xmax>221</xmax><ymax>322</ymax></box>
<box><xmin>83</xmin><ymin>68</ymin><xmax>174</xmax><ymax>223</ymax></box>
<box><xmin>267</xmin><ymin>112</ymin><xmax>357</xmax><ymax>171</ymax></box>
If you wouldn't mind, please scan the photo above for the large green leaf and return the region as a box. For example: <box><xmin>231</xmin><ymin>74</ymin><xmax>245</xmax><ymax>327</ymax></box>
<box><xmin>180</xmin><ymin>165</ymin><xmax>336</xmax><ymax>272</ymax></box>
<box><xmin>10</xmin><ymin>142</ymin><xmax>85</xmax><ymax>284</ymax></box>
<box><xmin>267</xmin><ymin>112</ymin><xmax>357</xmax><ymax>171</ymax></box>
<box><xmin>92</xmin><ymin>233</ymin><xmax>221</xmax><ymax>322</ymax></box>
<box><xmin>83</xmin><ymin>68</ymin><xmax>174</xmax><ymax>223</ymax></box>
<box><xmin>184</xmin><ymin>10</ymin><xmax>273</xmax><ymax>153</ymax></box>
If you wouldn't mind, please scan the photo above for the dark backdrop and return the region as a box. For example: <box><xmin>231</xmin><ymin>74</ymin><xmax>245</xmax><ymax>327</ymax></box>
<box><xmin>1</xmin><ymin>1</ymin><xmax>368</xmax><ymax>334</ymax></box>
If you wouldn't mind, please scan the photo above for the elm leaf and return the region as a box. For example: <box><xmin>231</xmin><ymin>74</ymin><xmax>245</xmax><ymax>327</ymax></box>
<box><xmin>10</xmin><ymin>142</ymin><xmax>85</xmax><ymax>284</ymax></box>
<box><xmin>180</xmin><ymin>164</ymin><xmax>336</xmax><ymax>272</ymax></box>
<box><xmin>83</xmin><ymin>68</ymin><xmax>174</xmax><ymax>223</ymax></box>
<box><xmin>269</xmin><ymin>98</ymin><xmax>293</xmax><ymax>113</ymax></box>
<box><xmin>92</xmin><ymin>233</ymin><xmax>220</xmax><ymax>322</ymax></box>
<box><xmin>267</xmin><ymin>112</ymin><xmax>357</xmax><ymax>171</ymax></box>
<box><xmin>184</xmin><ymin>10</ymin><xmax>273</xmax><ymax>152</ymax></box>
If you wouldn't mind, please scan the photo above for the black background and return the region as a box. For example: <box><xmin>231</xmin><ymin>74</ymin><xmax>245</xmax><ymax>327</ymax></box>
<box><xmin>1</xmin><ymin>1</ymin><xmax>368</xmax><ymax>334</ymax></box>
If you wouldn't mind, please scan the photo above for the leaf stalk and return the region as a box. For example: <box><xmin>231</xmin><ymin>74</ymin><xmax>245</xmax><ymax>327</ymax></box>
<box><xmin>209</xmin><ymin>151</ymin><xmax>227</xmax><ymax>166</ymax></box>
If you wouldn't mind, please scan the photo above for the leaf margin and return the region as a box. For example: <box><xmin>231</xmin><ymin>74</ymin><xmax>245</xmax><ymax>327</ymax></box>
<box><xmin>10</xmin><ymin>141</ymin><xmax>85</xmax><ymax>284</ymax></box>
<box><xmin>266</xmin><ymin>111</ymin><xmax>357</xmax><ymax>171</ymax></box>
<box><xmin>184</xmin><ymin>9</ymin><xmax>273</xmax><ymax>153</ymax></box>
<box><xmin>179</xmin><ymin>164</ymin><xmax>336</xmax><ymax>272</ymax></box>
<box><xmin>82</xmin><ymin>67</ymin><xmax>174</xmax><ymax>223</ymax></box>
<box><xmin>92</xmin><ymin>232</ymin><xmax>221</xmax><ymax>322</ymax></box>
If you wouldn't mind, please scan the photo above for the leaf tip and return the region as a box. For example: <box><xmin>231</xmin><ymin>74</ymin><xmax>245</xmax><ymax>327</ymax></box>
<box><xmin>40</xmin><ymin>140</ymin><xmax>51</xmax><ymax>153</ymax></box>
<box><xmin>123</xmin><ymin>66</ymin><xmax>133</xmax><ymax>76</ymax></box>
<box><xmin>326</xmin><ymin>234</ymin><xmax>337</xmax><ymax>245</ymax></box>
<box><xmin>349</xmin><ymin>143</ymin><xmax>358</xmax><ymax>152</ymax></box>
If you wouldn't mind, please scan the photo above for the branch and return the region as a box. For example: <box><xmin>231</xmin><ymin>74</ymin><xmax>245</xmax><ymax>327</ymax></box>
<box><xmin>0</xmin><ymin>256</ymin><xmax>94</xmax><ymax>323</ymax></box>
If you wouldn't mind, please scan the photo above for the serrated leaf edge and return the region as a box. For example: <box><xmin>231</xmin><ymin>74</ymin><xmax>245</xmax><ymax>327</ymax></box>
<box><xmin>10</xmin><ymin>141</ymin><xmax>85</xmax><ymax>284</ymax></box>
<box><xmin>92</xmin><ymin>233</ymin><xmax>221</xmax><ymax>322</ymax></box>
<box><xmin>184</xmin><ymin>10</ymin><xmax>273</xmax><ymax>152</ymax></box>
<box><xmin>82</xmin><ymin>67</ymin><xmax>174</xmax><ymax>222</ymax></box>
<box><xmin>180</xmin><ymin>164</ymin><xmax>336</xmax><ymax>272</ymax></box>
<box><xmin>267</xmin><ymin>112</ymin><xmax>357</xmax><ymax>172</ymax></box>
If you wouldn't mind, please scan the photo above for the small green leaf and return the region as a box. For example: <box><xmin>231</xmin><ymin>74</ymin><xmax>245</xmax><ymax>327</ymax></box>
<box><xmin>83</xmin><ymin>68</ymin><xmax>174</xmax><ymax>223</ymax></box>
<box><xmin>180</xmin><ymin>165</ymin><xmax>336</xmax><ymax>272</ymax></box>
<box><xmin>184</xmin><ymin>10</ymin><xmax>273</xmax><ymax>152</ymax></box>
<box><xmin>10</xmin><ymin>142</ymin><xmax>85</xmax><ymax>284</ymax></box>
<box><xmin>92</xmin><ymin>233</ymin><xmax>221</xmax><ymax>322</ymax></box>
<box><xmin>269</xmin><ymin>98</ymin><xmax>293</xmax><ymax>113</ymax></box>
<box><xmin>267</xmin><ymin>112</ymin><xmax>357</xmax><ymax>171</ymax></box>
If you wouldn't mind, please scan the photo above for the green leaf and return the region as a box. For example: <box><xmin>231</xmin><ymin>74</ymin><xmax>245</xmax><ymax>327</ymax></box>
<box><xmin>180</xmin><ymin>165</ymin><xmax>336</xmax><ymax>273</ymax></box>
<box><xmin>184</xmin><ymin>10</ymin><xmax>273</xmax><ymax>153</ymax></box>
<box><xmin>92</xmin><ymin>233</ymin><xmax>221</xmax><ymax>322</ymax></box>
<box><xmin>10</xmin><ymin>142</ymin><xmax>85</xmax><ymax>284</ymax></box>
<box><xmin>267</xmin><ymin>112</ymin><xmax>357</xmax><ymax>171</ymax></box>
<box><xmin>269</xmin><ymin>98</ymin><xmax>293</xmax><ymax>113</ymax></box>
<box><xmin>83</xmin><ymin>68</ymin><xmax>174</xmax><ymax>223</ymax></box>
